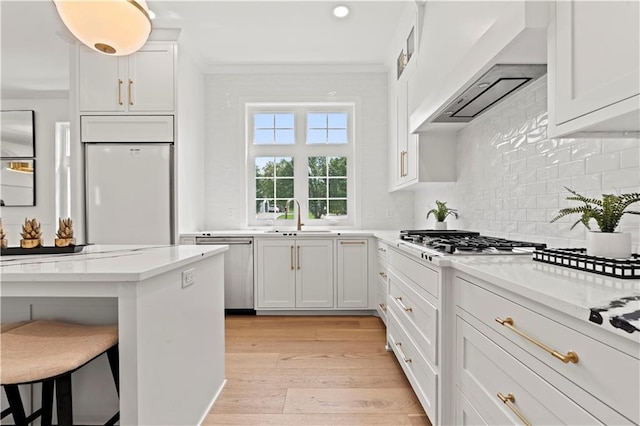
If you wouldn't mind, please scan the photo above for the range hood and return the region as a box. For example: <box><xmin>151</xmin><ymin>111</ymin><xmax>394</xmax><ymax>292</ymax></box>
<box><xmin>433</xmin><ymin>64</ymin><xmax>546</xmax><ymax>123</ymax></box>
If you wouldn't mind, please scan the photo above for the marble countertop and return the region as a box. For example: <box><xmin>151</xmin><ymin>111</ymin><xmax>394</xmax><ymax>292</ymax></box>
<box><xmin>449</xmin><ymin>255</ymin><xmax>640</xmax><ymax>341</ymax></box>
<box><xmin>181</xmin><ymin>229</ymin><xmax>381</xmax><ymax>238</ymax></box>
<box><xmin>0</xmin><ymin>245</ymin><xmax>226</xmax><ymax>282</ymax></box>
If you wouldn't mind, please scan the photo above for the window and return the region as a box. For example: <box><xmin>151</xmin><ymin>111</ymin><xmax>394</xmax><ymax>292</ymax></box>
<box><xmin>247</xmin><ymin>103</ymin><xmax>355</xmax><ymax>226</ymax></box>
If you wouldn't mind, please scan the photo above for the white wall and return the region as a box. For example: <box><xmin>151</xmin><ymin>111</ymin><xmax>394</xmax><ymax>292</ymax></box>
<box><xmin>414</xmin><ymin>75</ymin><xmax>640</xmax><ymax>252</ymax></box>
<box><xmin>176</xmin><ymin>41</ymin><xmax>206</xmax><ymax>234</ymax></box>
<box><xmin>204</xmin><ymin>70</ymin><xmax>413</xmax><ymax>230</ymax></box>
<box><xmin>0</xmin><ymin>97</ymin><xmax>69</xmax><ymax>246</ymax></box>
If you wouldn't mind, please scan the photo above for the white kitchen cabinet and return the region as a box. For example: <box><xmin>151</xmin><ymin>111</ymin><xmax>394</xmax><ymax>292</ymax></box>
<box><xmin>548</xmin><ymin>0</ymin><xmax>640</xmax><ymax>137</ymax></box>
<box><xmin>376</xmin><ymin>240</ymin><xmax>389</xmax><ymax>323</ymax></box>
<box><xmin>386</xmin><ymin>246</ymin><xmax>441</xmax><ymax>424</ymax></box>
<box><xmin>452</xmin><ymin>272</ymin><xmax>638</xmax><ymax>425</ymax></box>
<box><xmin>255</xmin><ymin>238</ymin><xmax>333</xmax><ymax>309</ymax></box>
<box><xmin>336</xmin><ymin>239</ymin><xmax>369</xmax><ymax>308</ymax></box>
<box><xmin>78</xmin><ymin>42</ymin><xmax>175</xmax><ymax>113</ymax></box>
<box><xmin>391</xmin><ymin>59</ymin><xmax>456</xmax><ymax>191</ymax></box>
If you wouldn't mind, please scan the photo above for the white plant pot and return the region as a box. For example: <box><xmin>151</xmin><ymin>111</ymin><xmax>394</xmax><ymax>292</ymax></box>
<box><xmin>586</xmin><ymin>231</ymin><xmax>632</xmax><ymax>258</ymax></box>
<box><xmin>434</xmin><ymin>222</ymin><xmax>447</xmax><ymax>230</ymax></box>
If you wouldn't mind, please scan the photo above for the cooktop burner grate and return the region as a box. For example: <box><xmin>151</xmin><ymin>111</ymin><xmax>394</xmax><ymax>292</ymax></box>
<box><xmin>400</xmin><ymin>230</ymin><xmax>546</xmax><ymax>254</ymax></box>
<box><xmin>533</xmin><ymin>248</ymin><xmax>640</xmax><ymax>279</ymax></box>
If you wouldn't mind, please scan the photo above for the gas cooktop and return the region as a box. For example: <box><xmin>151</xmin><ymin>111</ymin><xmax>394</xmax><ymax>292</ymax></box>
<box><xmin>399</xmin><ymin>229</ymin><xmax>546</xmax><ymax>255</ymax></box>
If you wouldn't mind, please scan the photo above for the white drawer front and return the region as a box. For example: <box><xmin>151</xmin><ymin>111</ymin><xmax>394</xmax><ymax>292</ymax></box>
<box><xmin>455</xmin><ymin>386</ymin><xmax>491</xmax><ymax>426</ymax></box>
<box><xmin>456</xmin><ymin>276</ymin><xmax>639</xmax><ymax>424</ymax></box>
<box><xmin>388</xmin><ymin>248</ymin><xmax>439</xmax><ymax>300</ymax></box>
<box><xmin>81</xmin><ymin>115</ymin><xmax>174</xmax><ymax>142</ymax></box>
<box><xmin>389</xmin><ymin>269</ymin><xmax>438</xmax><ymax>366</ymax></box>
<box><xmin>388</xmin><ymin>309</ymin><xmax>438</xmax><ymax>423</ymax></box>
<box><xmin>457</xmin><ymin>317</ymin><xmax>601</xmax><ymax>425</ymax></box>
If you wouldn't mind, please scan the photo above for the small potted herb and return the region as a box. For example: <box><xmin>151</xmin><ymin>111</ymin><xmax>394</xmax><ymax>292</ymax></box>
<box><xmin>551</xmin><ymin>187</ymin><xmax>640</xmax><ymax>258</ymax></box>
<box><xmin>427</xmin><ymin>200</ymin><xmax>458</xmax><ymax>230</ymax></box>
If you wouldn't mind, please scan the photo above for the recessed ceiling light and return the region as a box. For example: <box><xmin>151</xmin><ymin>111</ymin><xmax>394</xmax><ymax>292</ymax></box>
<box><xmin>332</xmin><ymin>5</ymin><xmax>350</xmax><ymax>18</ymax></box>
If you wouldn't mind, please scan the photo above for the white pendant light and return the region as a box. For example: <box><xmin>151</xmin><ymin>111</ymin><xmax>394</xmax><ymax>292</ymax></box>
<box><xmin>53</xmin><ymin>0</ymin><xmax>152</xmax><ymax>56</ymax></box>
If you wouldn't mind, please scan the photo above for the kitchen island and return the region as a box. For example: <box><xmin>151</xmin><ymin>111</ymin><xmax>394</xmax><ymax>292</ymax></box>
<box><xmin>0</xmin><ymin>245</ymin><xmax>227</xmax><ymax>425</ymax></box>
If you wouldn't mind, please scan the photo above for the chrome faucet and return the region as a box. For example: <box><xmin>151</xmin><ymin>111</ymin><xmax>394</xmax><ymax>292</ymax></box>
<box><xmin>286</xmin><ymin>199</ymin><xmax>304</xmax><ymax>231</ymax></box>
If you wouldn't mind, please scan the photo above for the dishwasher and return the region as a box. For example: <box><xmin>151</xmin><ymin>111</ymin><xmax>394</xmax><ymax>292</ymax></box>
<box><xmin>196</xmin><ymin>236</ymin><xmax>255</xmax><ymax>314</ymax></box>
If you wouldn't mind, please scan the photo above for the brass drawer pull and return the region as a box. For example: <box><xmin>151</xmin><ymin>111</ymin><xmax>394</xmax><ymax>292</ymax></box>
<box><xmin>297</xmin><ymin>245</ymin><xmax>301</xmax><ymax>270</ymax></box>
<box><xmin>340</xmin><ymin>241</ymin><xmax>365</xmax><ymax>245</ymax></box>
<box><xmin>290</xmin><ymin>246</ymin><xmax>294</xmax><ymax>270</ymax></box>
<box><xmin>497</xmin><ymin>393</ymin><xmax>532</xmax><ymax>426</ymax></box>
<box><xmin>394</xmin><ymin>296</ymin><xmax>413</xmax><ymax>312</ymax></box>
<box><xmin>118</xmin><ymin>79</ymin><xmax>123</xmax><ymax>105</ymax></box>
<box><xmin>394</xmin><ymin>341</ymin><xmax>412</xmax><ymax>364</ymax></box>
<box><xmin>128</xmin><ymin>79</ymin><xmax>134</xmax><ymax>105</ymax></box>
<box><xmin>495</xmin><ymin>316</ymin><xmax>579</xmax><ymax>364</ymax></box>
<box><xmin>378</xmin><ymin>271</ymin><xmax>387</xmax><ymax>279</ymax></box>
<box><xmin>378</xmin><ymin>303</ymin><xmax>387</xmax><ymax>313</ymax></box>
<box><xmin>378</xmin><ymin>247</ymin><xmax>387</xmax><ymax>253</ymax></box>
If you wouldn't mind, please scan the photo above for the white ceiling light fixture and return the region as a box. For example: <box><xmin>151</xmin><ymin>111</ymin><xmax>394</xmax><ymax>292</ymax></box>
<box><xmin>332</xmin><ymin>4</ymin><xmax>350</xmax><ymax>18</ymax></box>
<box><xmin>53</xmin><ymin>0</ymin><xmax>152</xmax><ymax>56</ymax></box>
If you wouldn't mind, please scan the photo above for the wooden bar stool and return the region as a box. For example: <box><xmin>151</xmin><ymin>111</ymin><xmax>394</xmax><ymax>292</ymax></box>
<box><xmin>0</xmin><ymin>320</ymin><xmax>120</xmax><ymax>426</ymax></box>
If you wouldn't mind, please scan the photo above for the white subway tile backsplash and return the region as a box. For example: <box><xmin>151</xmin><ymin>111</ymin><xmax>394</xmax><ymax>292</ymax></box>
<box><xmin>537</xmin><ymin>164</ymin><xmax>558</xmax><ymax>181</ymax></box>
<box><xmin>570</xmin><ymin>173</ymin><xmax>602</xmax><ymax>191</ymax></box>
<box><xmin>423</xmin><ymin>76</ymin><xmax>640</xmax><ymax>251</ymax></box>
<box><xmin>537</xmin><ymin>194</ymin><xmax>558</xmax><ymax>208</ymax></box>
<box><xmin>603</xmin><ymin>168</ymin><xmax>640</xmax><ymax>188</ymax></box>
<box><xmin>546</xmin><ymin>147</ymin><xmax>571</xmax><ymax>165</ymax></box>
<box><xmin>620</xmin><ymin>148</ymin><xmax>640</xmax><ymax>169</ymax></box>
<box><xmin>558</xmin><ymin>160</ymin><xmax>585</xmax><ymax>178</ymax></box>
<box><xmin>526</xmin><ymin>154</ymin><xmax>547</xmax><ymax>170</ymax></box>
<box><xmin>585</xmin><ymin>153</ymin><xmax>619</xmax><ymax>173</ymax></box>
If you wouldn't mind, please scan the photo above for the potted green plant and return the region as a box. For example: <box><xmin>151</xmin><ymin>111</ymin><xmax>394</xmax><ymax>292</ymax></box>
<box><xmin>427</xmin><ymin>200</ymin><xmax>458</xmax><ymax>230</ymax></box>
<box><xmin>551</xmin><ymin>187</ymin><xmax>640</xmax><ymax>258</ymax></box>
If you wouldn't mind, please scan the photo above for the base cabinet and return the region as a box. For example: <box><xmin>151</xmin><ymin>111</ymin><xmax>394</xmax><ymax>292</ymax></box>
<box><xmin>255</xmin><ymin>239</ymin><xmax>333</xmax><ymax>309</ymax></box>
<box><xmin>336</xmin><ymin>239</ymin><xmax>368</xmax><ymax>308</ymax></box>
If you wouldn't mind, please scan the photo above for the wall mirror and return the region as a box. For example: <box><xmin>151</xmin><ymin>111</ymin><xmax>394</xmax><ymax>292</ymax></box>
<box><xmin>1</xmin><ymin>110</ymin><xmax>35</xmax><ymax>157</ymax></box>
<box><xmin>0</xmin><ymin>159</ymin><xmax>36</xmax><ymax>206</ymax></box>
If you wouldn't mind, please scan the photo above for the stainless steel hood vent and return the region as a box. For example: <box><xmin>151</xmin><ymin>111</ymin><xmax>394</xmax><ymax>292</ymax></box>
<box><xmin>433</xmin><ymin>64</ymin><xmax>546</xmax><ymax>123</ymax></box>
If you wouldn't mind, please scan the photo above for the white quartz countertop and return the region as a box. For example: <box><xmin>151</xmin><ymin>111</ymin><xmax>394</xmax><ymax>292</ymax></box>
<box><xmin>449</xmin><ymin>255</ymin><xmax>640</xmax><ymax>341</ymax></box>
<box><xmin>0</xmin><ymin>245</ymin><xmax>227</xmax><ymax>282</ymax></box>
<box><xmin>182</xmin><ymin>229</ymin><xmax>381</xmax><ymax>238</ymax></box>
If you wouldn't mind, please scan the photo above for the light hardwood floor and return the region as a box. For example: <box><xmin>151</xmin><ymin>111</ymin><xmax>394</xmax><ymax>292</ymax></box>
<box><xmin>203</xmin><ymin>315</ymin><xmax>432</xmax><ymax>426</ymax></box>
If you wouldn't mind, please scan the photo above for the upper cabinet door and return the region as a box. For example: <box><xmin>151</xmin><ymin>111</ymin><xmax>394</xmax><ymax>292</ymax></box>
<box><xmin>550</xmin><ymin>0</ymin><xmax>640</xmax><ymax>136</ymax></box>
<box><xmin>78</xmin><ymin>46</ymin><xmax>126</xmax><ymax>112</ymax></box>
<box><xmin>127</xmin><ymin>44</ymin><xmax>175</xmax><ymax>112</ymax></box>
<box><xmin>78</xmin><ymin>43</ymin><xmax>175</xmax><ymax>114</ymax></box>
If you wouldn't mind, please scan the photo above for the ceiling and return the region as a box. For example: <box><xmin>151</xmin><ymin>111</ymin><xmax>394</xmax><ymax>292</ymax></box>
<box><xmin>1</xmin><ymin>0</ymin><xmax>411</xmax><ymax>95</ymax></box>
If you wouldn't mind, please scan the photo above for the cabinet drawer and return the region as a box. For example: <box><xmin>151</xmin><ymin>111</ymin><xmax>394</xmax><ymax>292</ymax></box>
<box><xmin>388</xmin><ymin>249</ymin><xmax>438</xmax><ymax>300</ymax></box>
<box><xmin>81</xmin><ymin>115</ymin><xmax>174</xmax><ymax>142</ymax></box>
<box><xmin>455</xmin><ymin>387</ymin><xmax>489</xmax><ymax>426</ymax></box>
<box><xmin>456</xmin><ymin>276</ymin><xmax>639</xmax><ymax>424</ymax></box>
<box><xmin>389</xmin><ymin>269</ymin><xmax>437</xmax><ymax>365</ymax></box>
<box><xmin>388</xmin><ymin>309</ymin><xmax>437</xmax><ymax>422</ymax></box>
<box><xmin>376</xmin><ymin>282</ymin><xmax>387</xmax><ymax>325</ymax></box>
<box><xmin>457</xmin><ymin>317</ymin><xmax>601</xmax><ymax>425</ymax></box>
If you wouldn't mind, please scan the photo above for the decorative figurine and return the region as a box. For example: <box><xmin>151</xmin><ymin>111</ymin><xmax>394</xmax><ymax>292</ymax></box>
<box><xmin>20</xmin><ymin>218</ymin><xmax>43</xmax><ymax>248</ymax></box>
<box><xmin>55</xmin><ymin>217</ymin><xmax>76</xmax><ymax>247</ymax></box>
<box><xmin>0</xmin><ymin>219</ymin><xmax>7</xmax><ymax>249</ymax></box>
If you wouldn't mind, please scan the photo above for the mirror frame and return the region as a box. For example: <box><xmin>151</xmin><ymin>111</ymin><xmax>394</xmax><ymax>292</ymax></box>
<box><xmin>1</xmin><ymin>110</ymin><xmax>36</xmax><ymax>207</ymax></box>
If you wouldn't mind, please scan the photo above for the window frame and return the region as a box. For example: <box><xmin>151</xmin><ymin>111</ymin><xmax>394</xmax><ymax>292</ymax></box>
<box><xmin>246</xmin><ymin>102</ymin><xmax>356</xmax><ymax>228</ymax></box>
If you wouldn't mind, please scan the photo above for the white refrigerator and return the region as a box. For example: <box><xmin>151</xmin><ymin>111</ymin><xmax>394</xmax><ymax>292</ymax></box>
<box><xmin>85</xmin><ymin>143</ymin><xmax>174</xmax><ymax>245</ymax></box>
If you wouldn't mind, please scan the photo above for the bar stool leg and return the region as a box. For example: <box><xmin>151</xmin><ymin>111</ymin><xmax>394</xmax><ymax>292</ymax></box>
<box><xmin>4</xmin><ymin>385</ymin><xmax>28</xmax><ymax>425</ymax></box>
<box><xmin>55</xmin><ymin>374</ymin><xmax>73</xmax><ymax>426</ymax></box>
<box><xmin>41</xmin><ymin>379</ymin><xmax>54</xmax><ymax>426</ymax></box>
<box><xmin>106</xmin><ymin>344</ymin><xmax>120</xmax><ymax>395</ymax></box>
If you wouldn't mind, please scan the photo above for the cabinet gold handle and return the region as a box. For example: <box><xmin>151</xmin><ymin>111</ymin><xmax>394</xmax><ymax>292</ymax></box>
<box><xmin>399</xmin><ymin>151</ymin><xmax>404</xmax><ymax>178</ymax></box>
<box><xmin>290</xmin><ymin>246</ymin><xmax>294</xmax><ymax>270</ymax></box>
<box><xmin>128</xmin><ymin>79</ymin><xmax>133</xmax><ymax>105</ymax></box>
<box><xmin>495</xmin><ymin>316</ymin><xmax>579</xmax><ymax>364</ymax></box>
<box><xmin>378</xmin><ymin>247</ymin><xmax>386</xmax><ymax>252</ymax></box>
<box><xmin>379</xmin><ymin>271</ymin><xmax>387</xmax><ymax>279</ymax></box>
<box><xmin>497</xmin><ymin>393</ymin><xmax>532</xmax><ymax>426</ymax></box>
<box><xmin>297</xmin><ymin>245</ymin><xmax>301</xmax><ymax>270</ymax></box>
<box><xmin>340</xmin><ymin>241</ymin><xmax>365</xmax><ymax>245</ymax></box>
<box><xmin>394</xmin><ymin>296</ymin><xmax>413</xmax><ymax>312</ymax></box>
<box><xmin>394</xmin><ymin>341</ymin><xmax>412</xmax><ymax>363</ymax></box>
<box><xmin>403</xmin><ymin>151</ymin><xmax>408</xmax><ymax>177</ymax></box>
<box><xmin>118</xmin><ymin>79</ymin><xmax>123</xmax><ymax>105</ymax></box>
<box><xmin>378</xmin><ymin>303</ymin><xmax>387</xmax><ymax>313</ymax></box>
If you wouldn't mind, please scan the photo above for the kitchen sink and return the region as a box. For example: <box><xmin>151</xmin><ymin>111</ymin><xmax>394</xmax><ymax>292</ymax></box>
<box><xmin>263</xmin><ymin>229</ymin><xmax>334</xmax><ymax>234</ymax></box>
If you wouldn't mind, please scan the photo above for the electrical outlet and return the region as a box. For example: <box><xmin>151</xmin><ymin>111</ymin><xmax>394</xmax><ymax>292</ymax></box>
<box><xmin>366</xmin><ymin>208</ymin><xmax>376</xmax><ymax>219</ymax></box>
<box><xmin>385</xmin><ymin>209</ymin><xmax>393</xmax><ymax>218</ymax></box>
<box><xmin>182</xmin><ymin>268</ymin><xmax>195</xmax><ymax>288</ymax></box>
<box><xmin>227</xmin><ymin>208</ymin><xmax>235</xmax><ymax>218</ymax></box>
